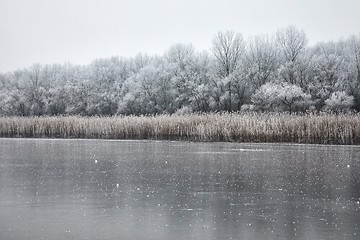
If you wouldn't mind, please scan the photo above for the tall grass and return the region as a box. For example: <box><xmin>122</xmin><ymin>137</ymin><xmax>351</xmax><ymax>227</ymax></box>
<box><xmin>0</xmin><ymin>112</ymin><xmax>359</xmax><ymax>144</ymax></box>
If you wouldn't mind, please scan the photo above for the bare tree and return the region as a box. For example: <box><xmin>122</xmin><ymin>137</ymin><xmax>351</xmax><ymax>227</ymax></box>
<box><xmin>211</xmin><ymin>31</ymin><xmax>244</xmax><ymax>111</ymax></box>
<box><xmin>211</xmin><ymin>31</ymin><xmax>244</xmax><ymax>78</ymax></box>
<box><xmin>245</xmin><ymin>34</ymin><xmax>280</xmax><ymax>87</ymax></box>
<box><xmin>277</xmin><ymin>26</ymin><xmax>308</xmax><ymax>63</ymax></box>
<box><xmin>277</xmin><ymin>26</ymin><xmax>308</xmax><ymax>85</ymax></box>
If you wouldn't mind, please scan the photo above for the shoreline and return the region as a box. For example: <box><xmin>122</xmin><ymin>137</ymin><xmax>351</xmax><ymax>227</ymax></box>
<box><xmin>0</xmin><ymin>113</ymin><xmax>359</xmax><ymax>145</ymax></box>
<box><xmin>1</xmin><ymin>137</ymin><xmax>360</xmax><ymax>148</ymax></box>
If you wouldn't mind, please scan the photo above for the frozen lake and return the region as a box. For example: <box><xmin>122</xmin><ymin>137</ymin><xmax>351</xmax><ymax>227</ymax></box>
<box><xmin>1</xmin><ymin>138</ymin><xmax>360</xmax><ymax>240</ymax></box>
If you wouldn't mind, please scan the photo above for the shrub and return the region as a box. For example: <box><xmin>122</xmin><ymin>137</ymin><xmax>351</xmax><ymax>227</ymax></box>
<box><xmin>251</xmin><ymin>82</ymin><xmax>313</xmax><ymax>112</ymax></box>
<box><xmin>324</xmin><ymin>91</ymin><xmax>354</xmax><ymax>112</ymax></box>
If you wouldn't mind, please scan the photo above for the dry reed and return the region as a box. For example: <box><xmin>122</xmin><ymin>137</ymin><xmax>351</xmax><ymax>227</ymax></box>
<box><xmin>0</xmin><ymin>112</ymin><xmax>359</xmax><ymax>144</ymax></box>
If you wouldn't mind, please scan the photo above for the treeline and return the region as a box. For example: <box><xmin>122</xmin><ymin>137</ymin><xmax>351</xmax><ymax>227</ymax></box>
<box><xmin>0</xmin><ymin>26</ymin><xmax>360</xmax><ymax>116</ymax></box>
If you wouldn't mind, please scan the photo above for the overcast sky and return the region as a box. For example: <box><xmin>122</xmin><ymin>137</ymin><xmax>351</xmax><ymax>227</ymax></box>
<box><xmin>1</xmin><ymin>0</ymin><xmax>359</xmax><ymax>73</ymax></box>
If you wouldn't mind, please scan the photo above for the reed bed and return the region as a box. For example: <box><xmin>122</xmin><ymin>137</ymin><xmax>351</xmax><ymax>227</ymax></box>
<box><xmin>0</xmin><ymin>112</ymin><xmax>359</xmax><ymax>144</ymax></box>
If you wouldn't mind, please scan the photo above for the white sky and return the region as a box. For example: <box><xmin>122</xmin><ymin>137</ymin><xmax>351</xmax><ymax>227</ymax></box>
<box><xmin>1</xmin><ymin>0</ymin><xmax>359</xmax><ymax>73</ymax></box>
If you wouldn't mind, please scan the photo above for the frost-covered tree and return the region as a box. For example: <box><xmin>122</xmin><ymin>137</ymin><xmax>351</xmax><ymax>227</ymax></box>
<box><xmin>165</xmin><ymin>43</ymin><xmax>196</xmax><ymax>110</ymax></box>
<box><xmin>118</xmin><ymin>59</ymin><xmax>175</xmax><ymax>115</ymax></box>
<box><xmin>245</xmin><ymin>34</ymin><xmax>280</xmax><ymax>87</ymax></box>
<box><xmin>211</xmin><ymin>31</ymin><xmax>244</xmax><ymax>78</ymax></box>
<box><xmin>0</xmin><ymin>72</ymin><xmax>29</xmax><ymax>116</ymax></box>
<box><xmin>227</xmin><ymin>67</ymin><xmax>253</xmax><ymax>110</ymax></box>
<box><xmin>277</xmin><ymin>26</ymin><xmax>308</xmax><ymax>63</ymax></box>
<box><xmin>251</xmin><ymin>82</ymin><xmax>312</xmax><ymax>112</ymax></box>
<box><xmin>0</xmin><ymin>71</ymin><xmax>28</xmax><ymax>116</ymax></box>
<box><xmin>118</xmin><ymin>65</ymin><xmax>157</xmax><ymax>115</ymax></box>
<box><xmin>1</xmin><ymin>90</ymin><xmax>29</xmax><ymax>116</ymax></box>
<box><xmin>324</xmin><ymin>91</ymin><xmax>354</xmax><ymax>112</ymax></box>
<box><xmin>308</xmin><ymin>42</ymin><xmax>346</xmax><ymax>109</ymax></box>
<box><xmin>86</xmin><ymin>57</ymin><xmax>127</xmax><ymax>115</ymax></box>
<box><xmin>0</xmin><ymin>74</ymin><xmax>9</xmax><ymax>116</ymax></box>
<box><xmin>345</xmin><ymin>34</ymin><xmax>360</xmax><ymax>110</ymax></box>
<box><xmin>210</xmin><ymin>31</ymin><xmax>245</xmax><ymax>111</ymax></box>
<box><xmin>26</xmin><ymin>64</ymin><xmax>47</xmax><ymax>115</ymax></box>
<box><xmin>175</xmin><ymin>51</ymin><xmax>212</xmax><ymax>112</ymax></box>
<box><xmin>130</xmin><ymin>53</ymin><xmax>152</xmax><ymax>73</ymax></box>
<box><xmin>4</xmin><ymin>64</ymin><xmax>48</xmax><ymax>116</ymax></box>
<box><xmin>64</xmin><ymin>66</ymin><xmax>92</xmax><ymax>115</ymax></box>
<box><xmin>166</xmin><ymin>43</ymin><xmax>194</xmax><ymax>70</ymax></box>
<box><xmin>277</xmin><ymin>26</ymin><xmax>309</xmax><ymax>86</ymax></box>
<box><xmin>1</xmin><ymin>27</ymin><xmax>360</xmax><ymax>115</ymax></box>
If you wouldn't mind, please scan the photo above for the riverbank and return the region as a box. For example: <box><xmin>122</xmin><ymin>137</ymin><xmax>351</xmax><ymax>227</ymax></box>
<box><xmin>0</xmin><ymin>113</ymin><xmax>359</xmax><ymax>144</ymax></box>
